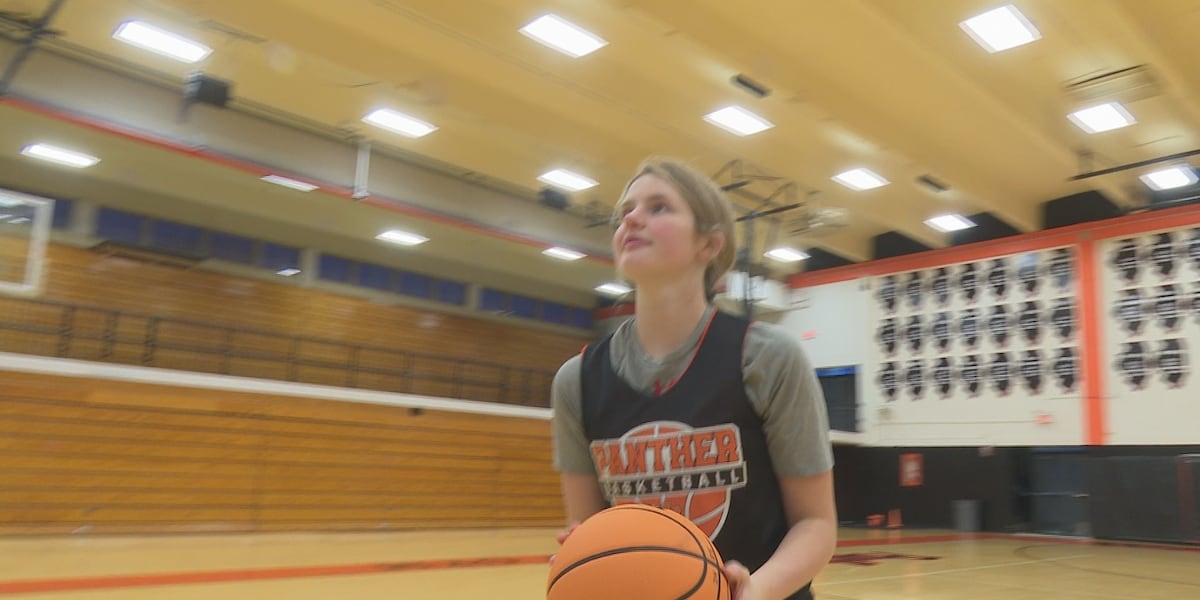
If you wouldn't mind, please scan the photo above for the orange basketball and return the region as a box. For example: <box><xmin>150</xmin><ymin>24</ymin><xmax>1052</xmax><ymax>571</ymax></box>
<box><xmin>547</xmin><ymin>504</ymin><xmax>731</xmax><ymax>600</ymax></box>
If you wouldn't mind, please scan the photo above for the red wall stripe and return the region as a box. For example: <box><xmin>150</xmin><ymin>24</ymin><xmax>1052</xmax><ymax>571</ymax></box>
<box><xmin>593</xmin><ymin>303</ymin><xmax>635</xmax><ymax>320</ymax></box>
<box><xmin>788</xmin><ymin>203</ymin><xmax>1200</xmax><ymax>289</ymax></box>
<box><xmin>1076</xmin><ymin>236</ymin><xmax>1106</xmax><ymax>445</ymax></box>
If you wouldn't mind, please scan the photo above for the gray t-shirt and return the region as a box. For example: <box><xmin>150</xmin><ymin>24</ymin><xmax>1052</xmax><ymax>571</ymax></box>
<box><xmin>552</xmin><ymin>306</ymin><xmax>834</xmax><ymax>478</ymax></box>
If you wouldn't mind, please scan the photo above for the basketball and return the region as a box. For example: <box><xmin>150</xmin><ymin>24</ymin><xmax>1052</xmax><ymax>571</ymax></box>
<box><xmin>547</xmin><ymin>504</ymin><xmax>730</xmax><ymax>600</ymax></box>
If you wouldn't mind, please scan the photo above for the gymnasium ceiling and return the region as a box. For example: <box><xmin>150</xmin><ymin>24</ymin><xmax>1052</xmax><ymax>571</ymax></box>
<box><xmin>1</xmin><ymin>0</ymin><xmax>1200</xmax><ymax>299</ymax></box>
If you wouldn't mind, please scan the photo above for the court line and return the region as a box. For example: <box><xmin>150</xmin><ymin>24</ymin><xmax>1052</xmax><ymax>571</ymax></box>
<box><xmin>1</xmin><ymin>533</ymin><xmax>1196</xmax><ymax>595</ymax></box>
<box><xmin>839</xmin><ymin>532</ymin><xmax>1200</xmax><ymax>553</ymax></box>
<box><xmin>0</xmin><ymin>555</ymin><xmax>550</xmax><ymax>595</ymax></box>
<box><xmin>821</xmin><ymin>554</ymin><xmax>1093</xmax><ymax>585</ymax></box>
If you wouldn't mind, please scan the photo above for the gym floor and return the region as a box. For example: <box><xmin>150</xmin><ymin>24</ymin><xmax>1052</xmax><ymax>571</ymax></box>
<box><xmin>2</xmin><ymin>526</ymin><xmax>1196</xmax><ymax>599</ymax></box>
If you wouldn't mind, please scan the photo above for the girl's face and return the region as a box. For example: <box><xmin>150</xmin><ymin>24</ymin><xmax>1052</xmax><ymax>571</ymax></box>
<box><xmin>613</xmin><ymin>174</ymin><xmax>715</xmax><ymax>287</ymax></box>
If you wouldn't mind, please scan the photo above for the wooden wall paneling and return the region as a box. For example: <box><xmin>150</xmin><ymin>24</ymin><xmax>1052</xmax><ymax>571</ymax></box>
<box><xmin>0</xmin><ymin>372</ymin><xmax>564</xmax><ymax>533</ymax></box>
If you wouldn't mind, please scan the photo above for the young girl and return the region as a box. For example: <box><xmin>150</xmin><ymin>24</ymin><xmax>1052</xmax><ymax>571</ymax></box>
<box><xmin>551</xmin><ymin>157</ymin><xmax>837</xmax><ymax>600</ymax></box>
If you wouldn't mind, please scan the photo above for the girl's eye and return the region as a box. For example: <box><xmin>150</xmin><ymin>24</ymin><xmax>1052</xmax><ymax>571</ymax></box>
<box><xmin>651</xmin><ymin>202</ymin><xmax>668</xmax><ymax>213</ymax></box>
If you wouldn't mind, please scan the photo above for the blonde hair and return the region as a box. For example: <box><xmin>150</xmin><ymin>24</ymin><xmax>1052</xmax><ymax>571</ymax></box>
<box><xmin>617</xmin><ymin>157</ymin><xmax>737</xmax><ymax>296</ymax></box>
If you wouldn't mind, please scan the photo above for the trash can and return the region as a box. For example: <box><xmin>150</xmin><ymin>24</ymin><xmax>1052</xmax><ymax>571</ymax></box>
<box><xmin>952</xmin><ymin>499</ymin><xmax>983</xmax><ymax>532</ymax></box>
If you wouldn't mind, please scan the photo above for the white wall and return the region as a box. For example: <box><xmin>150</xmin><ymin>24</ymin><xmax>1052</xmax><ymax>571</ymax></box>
<box><xmin>1100</xmin><ymin>225</ymin><xmax>1200</xmax><ymax>444</ymax></box>
<box><xmin>784</xmin><ymin>247</ymin><xmax>1087</xmax><ymax>447</ymax></box>
<box><xmin>777</xmin><ymin>279</ymin><xmax>872</xmax><ymax>370</ymax></box>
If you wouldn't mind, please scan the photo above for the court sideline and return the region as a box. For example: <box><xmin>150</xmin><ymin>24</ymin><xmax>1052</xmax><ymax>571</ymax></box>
<box><xmin>1</xmin><ymin>527</ymin><xmax>1197</xmax><ymax>599</ymax></box>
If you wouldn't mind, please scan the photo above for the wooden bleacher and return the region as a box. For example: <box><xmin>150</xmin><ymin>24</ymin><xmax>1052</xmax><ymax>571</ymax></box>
<box><xmin>0</xmin><ymin>242</ymin><xmax>586</xmax><ymax>533</ymax></box>
<box><xmin>0</xmin><ymin>243</ymin><xmax>591</xmax><ymax>406</ymax></box>
<box><xmin>0</xmin><ymin>371</ymin><xmax>563</xmax><ymax>534</ymax></box>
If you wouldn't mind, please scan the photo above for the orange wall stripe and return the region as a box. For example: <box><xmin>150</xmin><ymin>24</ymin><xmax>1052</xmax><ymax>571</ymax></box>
<box><xmin>1077</xmin><ymin>236</ymin><xmax>1106</xmax><ymax>445</ymax></box>
<box><xmin>789</xmin><ymin>203</ymin><xmax>1200</xmax><ymax>289</ymax></box>
<box><xmin>593</xmin><ymin>302</ymin><xmax>635</xmax><ymax>320</ymax></box>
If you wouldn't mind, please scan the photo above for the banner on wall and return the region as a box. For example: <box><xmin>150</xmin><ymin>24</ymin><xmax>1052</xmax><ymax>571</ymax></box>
<box><xmin>871</xmin><ymin>247</ymin><xmax>1080</xmax><ymax>404</ymax></box>
<box><xmin>900</xmin><ymin>452</ymin><xmax>923</xmax><ymax>487</ymax></box>
<box><xmin>1104</xmin><ymin>227</ymin><xmax>1197</xmax><ymax>394</ymax></box>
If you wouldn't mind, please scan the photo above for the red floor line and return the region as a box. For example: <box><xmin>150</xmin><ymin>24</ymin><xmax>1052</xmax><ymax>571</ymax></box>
<box><xmin>0</xmin><ymin>555</ymin><xmax>551</xmax><ymax>595</ymax></box>
<box><xmin>840</xmin><ymin>531</ymin><xmax>1200</xmax><ymax>552</ymax></box>
<box><xmin>2</xmin><ymin>533</ymin><xmax>1197</xmax><ymax>595</ymax></box>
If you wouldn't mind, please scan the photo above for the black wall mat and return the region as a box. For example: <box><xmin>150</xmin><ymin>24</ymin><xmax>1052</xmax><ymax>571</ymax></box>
<box><xmin>871</xmin><ymin>231</ymin><xmax>932</xmax><ymax>260</ymax></box>
<box><xmin>1089</xmin><ymin>456</ymin><xmax>1182</xmax><ymax>543</ymax></box>
<box><xmin>831</xmin><ymin>446</ymin><xmax>1024</xmax><ymax>531</ymax></box>
<box><xmin>949</xmin><ymin>212</ymin><xmax>1021</xmax><ymax>246</ymax></box>
<box><xmin>1042</xmin><ymin>191</ymin><xmax>1124</xmax><ymax>229</ymax></box>
<box><xmin>803</xmin><ymin>247</ymin><xmax>856</xmax><ymax>272</ymax></box>
<box><xmin>831</xmin><ymin>444</ymin><xmax>1200</xmax><ymax>544</ymax></box>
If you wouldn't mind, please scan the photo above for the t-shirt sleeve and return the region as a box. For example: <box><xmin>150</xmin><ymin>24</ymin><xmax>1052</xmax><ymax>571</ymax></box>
<box><xmin>743</xmin><ymin>322</ymin><xmax>835</xmax><ymax>478</ymax></box>
<box><xmin>551</xmin><ymin>353</ymin><xmax>596</xmax><ymax>474</ymax></box>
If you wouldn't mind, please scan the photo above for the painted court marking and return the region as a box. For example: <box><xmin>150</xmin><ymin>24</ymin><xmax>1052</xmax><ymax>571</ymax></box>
<box><xmin>0</xmin><ymin>555</ymin><xmax>550</xmax><ymax>595</ymax></box>
<box><xmin>821</xmin><ymin>554</ymin><xmax>1093</xmax><ymax>585</ymax></box>
<box><xmin>0</xmin><ymin>533</ymin><xmax>1194</xmax><ymax>595</ymax></box>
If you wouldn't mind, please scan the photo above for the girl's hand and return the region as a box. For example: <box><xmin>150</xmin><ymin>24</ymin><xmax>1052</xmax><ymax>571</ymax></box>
<box><xmin>722</xmin><ymin>560</ymin><xmax>763</xmax><ymax>600</ymax></box>
<box><xmin>548</xmin><ymin>522</ymin><xmax>580</xmax><ymax>565</ymax></box>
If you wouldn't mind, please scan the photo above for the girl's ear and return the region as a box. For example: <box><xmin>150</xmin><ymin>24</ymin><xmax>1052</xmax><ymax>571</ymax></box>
<box><xmin>699</xmin><ymin>231</ymin><xmax>725</xmax><ymax>263</ymax></box>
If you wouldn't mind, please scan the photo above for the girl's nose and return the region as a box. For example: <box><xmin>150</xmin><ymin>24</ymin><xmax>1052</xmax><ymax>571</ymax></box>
<box><xmin>621</xmin><ymin>205</ymin><xmax>645</xmax><ymax>227</ymax></box>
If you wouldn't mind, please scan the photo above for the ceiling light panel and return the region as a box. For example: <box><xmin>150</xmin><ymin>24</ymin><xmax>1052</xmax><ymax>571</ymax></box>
<box><xmin>20</xmin><ymin>143</ymin><xmax>100</xmax><ymax>168</ymax></box>
<box><xmin>520</xmin><ymin>15</ymin><xmax>607</xmax><ymax>57</ymax></box>
<box><xmin>1068</xmin><ymin>102</ymin><xmax>1136</xmax><ymax>134</ymax></box>
<box><xmin>703</xmin><ymin>106</ymin><xmax>774</xmax><ymax>136</ymax></box>
<box><xmin>832</xmin><ymin>168</ymin><xmax>889</xmax><ymax>191</ymax></box>
<box><xmin>113</xmin><ymin>21</ymin><xmax>212</xmax><ymax>63</ymax></box>
<box><xmin>595</xmin><ymin>282</ymin><xmax>632</xmax><ymax>296</ymax></box>
<box><xmin>261</xmin><ymin>175</ymin><xmax>319</xmax><ymax>192</ymax></box>
<box><xmin>363</xmin><ymin>109</ymin><xmax>438</xmax><ymax>138</ymax></box>
<box><xmin>960</xmin><ymin>5</ymin><xmax>1041</xmax><ymax>53</ymax></box>
<box><xmin>924</xmin><ymin>214</ymin><xmax>976</xmax><ymax>232</ymax></box>
<box><xmin>538</xmin><ymin>169</ymin><xmax>598</xmax><ymax>191</ymax></box>
<box><xmin>543</xmin><ymin>247</ymin><xmax>586</xmax><ymax>261</ymax></box>
<box><xmin>376</xmin><ymin>230</ymin><xmax>429</xmax><ymax>246</ymax></box>
<box><xmin>1139</xmin><ymin>166</ymin><xmax>1198</xmax><ymax>191</ymax></box>
<box><xmin>764</xmin><ymin>247</ymin><xmax>810</xmax><ymax>263</ymax></box>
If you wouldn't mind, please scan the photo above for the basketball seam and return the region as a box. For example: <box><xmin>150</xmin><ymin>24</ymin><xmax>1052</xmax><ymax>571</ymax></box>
<box><xmin>619</xmin><ymin>504</ymin><xmax>720</xmax><ymax>597</ymax></box>
<box><xmin>549</xmin><ymin>505</ymin><xmax>720</xmax><ymax>599</ymax></box>
<box><xmin>646</xmin><ymin>506</ymin><xmax>721</xmax><ymax>599</ymax></box>
<box><xmin>547</xmin><ymin>545</ymin><xmax>722</xmax><ymax>592</ymax></box>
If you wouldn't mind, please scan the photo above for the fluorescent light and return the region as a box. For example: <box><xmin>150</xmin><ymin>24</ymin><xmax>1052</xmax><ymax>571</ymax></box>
<box><xmin>20</xmin><ymin>143</ymin><xmax>100</xmax><ymax>168</ymax></box>
<box><xmin>832</xmin><ymin>168</ymin><xmax>888</xmax><ymax>190</ymax></box>
<box><xmin>276</xmin><ymin>268</ymin><xmax>301</xmax><ymax>277</ymax></box>
<box><xmin>764</xmin><ymin>247</ymin><xmax>810</xmax><ymax>263</ymax></box>
<box><xmin>924</xmin><ymin>214</ymin><xmax>977</xmax><ymax>232</ymax></box>
<box><xmin>362</xmin><ymin>108</ymin><xmax>438</xmax><ymax>138</ymax></box>
<box><xmin>376</xmin><ymin>229</ymin><xmax>429</xmax><ymax>246</ymax></box>
<box><xmin>519</xmin><ymin>14</ymin><xmax>607</xmax><ymax>58</ymax></box>
<box><xmin>113</xmin><ymin>21</ymin><xmax>212</xmax><ymax>63</ymax></box>
<box><xmin>703</xmin><ymin>106</ymin><xmax>774</xmax><ymax>136</ymax></box>
<box><xmin>543</xmin><ymin>247</ymin><xmax>586</xmax><ymax>261</ymax></box>
<box><xmin>959</xmin><ymin>5</ymin><xmax>1041</xmax><ymax>53</ymax></box>
<box><xmin>1068</xmin><ymin>102</ymin><xmax>1136</xmax><ymax>133</ymax></box>
<box><xmin>261</xmin><ymin>175</ymin><xmax>319</xmax><ymax>192</ymax></box>
<box><xmin>595</xmin><ymin>282</ymin><xmax>632</xmax><ymax>296</ymax></box>
<box><xmin>538</xmin><ymin>169</ymin><xmax>598</xmax><ymax>192</ymax></box>
<box><xmin>1140</xmin><ymin>166</ymin><xmax>1198</xmax><ymax>191</ymax></box>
